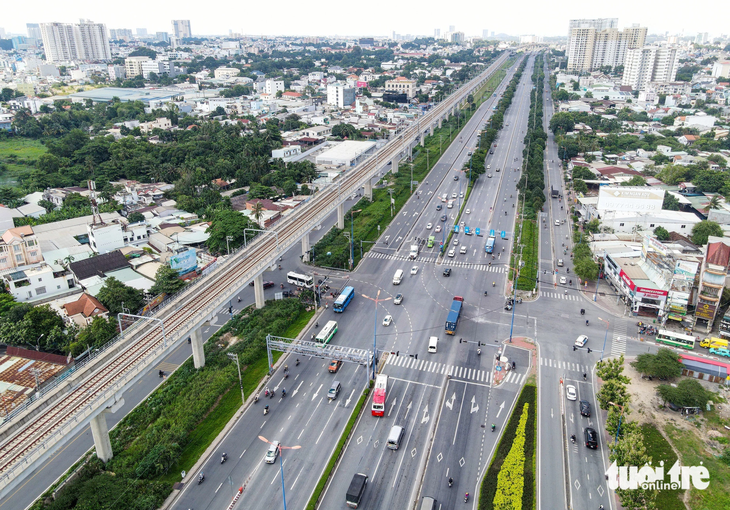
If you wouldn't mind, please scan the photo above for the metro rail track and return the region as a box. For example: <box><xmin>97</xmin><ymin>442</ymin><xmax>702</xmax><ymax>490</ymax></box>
<box><xmin>0</xmin><ymin>53</ymin><xmax>510</xmax><ymax>487</ymax></box>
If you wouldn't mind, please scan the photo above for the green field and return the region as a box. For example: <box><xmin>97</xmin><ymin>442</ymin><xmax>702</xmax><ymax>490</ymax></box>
<box><xmin>0</xmin><ymin>139</ymin><xmax>46</xmax><ymax>186</ymax></box>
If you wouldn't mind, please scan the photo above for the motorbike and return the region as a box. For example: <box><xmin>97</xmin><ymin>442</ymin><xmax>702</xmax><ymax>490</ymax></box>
<box><xmin>477</xmin><ymin>349</ymin><xmax>481</xmax><ymax>356</ymax></box>
<box><xmin>280</xmin><ymin>283</ymin><xmax>284</xmax><ymax>289</ymax></box>
<box><xmin>448</xmin><ymin>478</ymin><xmax>453</xmax><ymax>488</ymax></box>
<box><xmin>491</xmin><ymin>423</ymin><xmax>496</xmax><ymax>432</ymax></box>
<box><xmin>295</xmin><ymin>358</ymin><xmax>300</xmax><ymax>366</ymax></box>
<box><xmin>586</xmin><ymin>320</ymin><xmax>589</xmax><ymax>326</ymax></box>
<box><xmin>221</xmin><ymin>453</ymin><xmax>227</xmax><ymax>464</ymax></box>
<box><xmin>198</xmin><ymin>474</ymin><xmax>205</xmax><ymax>485</ymax></box>
<box><xmin>281</xmin><ymin>389</ymin><xmax>286</xmax><ymax>398</ymax></box>
<box><xmin>505</xmin><ymin>211</ymin><xmax>507</xmax><ymax>216</ymax></box>
<box><xmin>484</xmin><ymin>290</ymin><xmax>488</xmax><ymax>296</ymax></box>
<box><xmin>571</xmin><ymin>435</ymin><xmax>576</xmax><ymax>444</ymax></box>
<box><xmin>464</xmin><ymin>493</ymin><xmax>469</xmax><ymax>503</ymax></box>
<box><xmin>278</xmin><ymin>264</ymin><xmax>282</xmax><ymax>270</ymax></box>
<box><xmin>237</xmin><ymin>296</ymin><xmax>241</xmax><ymax>302</ymax></box>
<box><xmin>264</xmin><ymin>405</ymin><xmax>269</xmax><ymax>415</ymax></box>
<box><xmin>253</xmin><ymin>394</ymin><xmax>259</xmax><ymax>403</ymax></box>
<box><xmin>512</xmin><ymin>361</ymin><xmax>516</xmax><ymax>370</ymax></box>
<box><xmin>284</xmin><ymin>373</ymin><xmax>289</xmax><ymax>379</ymax></box>
<box><xmin>270</xmin><ymin>390</ymin><xmax>275</xmax><ymax>399</ymax></box>
<box><xmin>159</xmin><ymin>370</ymin><xmax>164</xmax><ymax>378</ymax></box>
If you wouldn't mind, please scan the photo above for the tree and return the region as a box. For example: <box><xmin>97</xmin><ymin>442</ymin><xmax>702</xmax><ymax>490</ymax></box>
<box><xmin>73</xmin><ymin>316</ymin><xmax>118</xmax><ymax>355</ymax></box>
<box><xmin>571</xmin><ymin>166</ymin><xmax>594</xmax><ymax>180</ymax></box>
<box><xmin>630</xmin><ymin>348</ymin><xmax>683</xmax><ymax>379</ymax></box>
<box><xmin>653</xmin><ymin>226</ymin><xmax>670</xmax><ymax>240</ymax></box>
<box><xmin>206</xmin><ymin>209</ymin><xmax>256</xmax><ymax>255</ymax></box>
<box><xmin>574</xmin><ymin>257</ymin><xmax>599</xmax><ymax>282</ymax></box>
<box><xmin>127</xmin><ymin>211</ymin><xmax>145</xmax><ymax>223</ymax></box>
<box><xmin>149</xmin><ymin>265</ymin><xmax>186</xmax><ymax>296</ymax></box>
<box><xmin>691</xmin><ymin>220</ymin><xmax>723</xmax><ymax>245</ymax></box>
<box><xmin>63</xmin><ymin>192</ymin><xmax>91</xmax><ymax>209</ymax></box>
<box><xmin>573</xmin><ymin>179</ymin><xmax>588</xmax><ymax>194</ymax></box>
<box><xmin>596</xmin><ymin>356</ymin><xmax>630</xmax><ymax>409</ymax></box>
<box><xmin>706</xmin><ymin>195</ymin><xmax>722</xmax><ymax>212</ymax></box>
<box><xmin>38</xmin><ymin>199</ymin><xmax>57</xmax><ymax>213</ymax></box>
<box><xmin>248</xmin><ymin>184</ymin><xmax>274</xmax><ymax>200</ymax></box>
<box><xmin>609</xmin><ymin>429</ymin><xmax>657</xmax><ymax>510</ymax></box>
<box><xmin>585</xmin><ymin>219</ymin><xmax>601</xmax><ymax>233</ymax></box>
<box><xmin>96</xmin><ymin>277</ymin><xmax>145</xmax><ymax>316</ymax></box>
<box><xmin>661</xmin><ymin>193</ymin><xmax>680</xmax><ymax>211</ymax></box>
<box><xmin>549</xmin><ymin>111</ymin><xmax>575</xmax><ymax>134</ymax></box>
<box><xmin>657</xmin><ymin>379</ymin><xmax>711</xmax><ymax>408</ymax></box>
<box><xmin>620</xmin><ymin>176</ymin><xmax>646</xmax><ymax>187</ymax></box>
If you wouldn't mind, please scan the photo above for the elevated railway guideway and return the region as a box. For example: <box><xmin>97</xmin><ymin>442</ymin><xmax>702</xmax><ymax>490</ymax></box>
<box><xmin>0</xmin><ymin>51</ymin><xmax>511</xmax><ymax>498</ymax></box>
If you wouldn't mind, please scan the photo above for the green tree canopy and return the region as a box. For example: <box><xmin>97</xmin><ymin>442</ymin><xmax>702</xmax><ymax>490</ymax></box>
<box><xmin>127</xmin><ymin>211</ymin><xmax>145</xmax><ymax>223</ymax></box>
<box><xmin>630</xmin><ymin>348</ymin><xmax>683</xmax><ymax>379</ymax></box>
<box><xmin>657</xmin><ymin>378</ymin><xmax>712</xmax><ymax>408</ymax></box>
<box><xmin>691</xmin><ymin>220</ymin><xmax>723</xmax><ymax>246</ymax></box>
<box><xmin>205</xmin><ymin>209</ymin><xmax>257</xmax><ymax>255</ymax></box>
<box><xmin>653</xmin><ymin>226</ymin><xmax>670</xmax><ymax>240</ymax></box>
<box><xmin>620</xmin><ymin>176</ymin><xmax>646</xmax><ymax>187</ymax></box>
<box><xmin>149</xmin><ymin>265</ymin><xmax>186</xmax><ymax>296</ymax></box>
<box><xmin>96</xmin><ymin>277</ymin><xmax>145</xmax><ymax>316</ymax></box>
<box><xmin>573</xmin><ymin>179</ymin><xmax>588</xmax><ymax>194</ymax></box>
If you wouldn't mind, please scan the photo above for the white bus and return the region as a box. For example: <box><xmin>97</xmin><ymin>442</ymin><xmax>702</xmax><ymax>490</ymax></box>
<box><xmin>315</xmin><ymin>320</ymin><xmax>338</xmax><ymax>344</ymax></box>
<box><xmin>287</xmin><ymin>271</ymin><xmax>314</xmax><ymax>289</ymax></box>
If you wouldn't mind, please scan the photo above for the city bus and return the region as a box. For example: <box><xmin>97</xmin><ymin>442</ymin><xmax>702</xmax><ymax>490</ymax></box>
<box><xmin>656</xmin><ymin>329</ymin><xmax>696</xmax><ymax>350</ymax></box>
<box><xmin>427</xmin><ymin>236</ymin><xmax>435</xmax><ymax>248</ymax></box>
<box><xmin>315</xmin><ymin>320</ymin><xmax>338</xmax><ymax>344</ymax></box>
<box><xmin>287</xmin><ymin>271</ymin><xmax>314</xmax><ymax>289</ymax></box>
<box><xmin>372</xmin><ymin>374</ymin><xmax>388</xmax><ymax>417</ymax></box>
<box><xmin>333</xmin><ymin>286</ymin><xmax>355</xmax><ymax>313</ymax></box>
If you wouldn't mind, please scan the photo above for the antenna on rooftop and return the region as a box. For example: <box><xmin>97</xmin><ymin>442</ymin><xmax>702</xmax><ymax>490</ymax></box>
<box><xmin>88</xmin><ymin>180</ymin><xmax>104</xmax><ymax>225</ymax></box>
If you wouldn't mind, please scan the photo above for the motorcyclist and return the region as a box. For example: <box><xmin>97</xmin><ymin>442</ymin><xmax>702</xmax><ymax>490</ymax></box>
<box><xmin>448</xmin><ymin>477</ymin><xmax>453</xmax><ymax>487</ymax></box>
<box><xmin>282</xmin><ymin>388</ymin><xmax>286</xmax><ymax>397</ymax></box>
<box><xmin>491</xmin><ymin>423</ymin><xmax>496</xmax><ymax>431</ymax></box>
<box><xmin>477</xmin><ymin>349</ymin><xmax>481</xmax><ymax>356</ymax></box>
<box><xmin>571</xmin><ymin>434</ymin><xmax>576</xmax><ymax>442</ymax></box>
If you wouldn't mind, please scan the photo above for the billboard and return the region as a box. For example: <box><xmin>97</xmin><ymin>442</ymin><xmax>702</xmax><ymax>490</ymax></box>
<box><xmin>619</xmin><ymin>269</ymin><xmax>636</xmax><ymax>291</ymax></box>
<box><xmin>635</xmin><ymin>287</ymin><xmax>668</xmax><ymax>299</ymax></box>
<box><xmin>674</xmin><ymin>260</ymin><xmax>699</xmax><ymax>281</ymax></box>
<box><xmin>356</xmin><ymin>81</ymin><xmax>368</xmax><ymax>88</ymax></box>
<box><xmin>696</xmin><ymin>302</ymin><xmax>717</xmax><ymax>320</ymax></box>
<box><xmin>170</xmin><ymin>248</ymin><xmax>197</xmax><ymax>274</ymax></box>
<box><xmin>597</xmin><ymin>187</ymin><xmax>665</xmax><ymax>212</ymax></box>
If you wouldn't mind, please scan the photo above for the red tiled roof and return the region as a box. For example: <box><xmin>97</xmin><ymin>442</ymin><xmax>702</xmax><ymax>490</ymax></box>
<box><xmin>706</xmin><ymin>241</ymin><xmax>730</xmax><ymax>267</ymax></box>
<box><xmin>62</xmin><ymin>293</ymin><xmax>108</xmax><ymax>319</ymax></box>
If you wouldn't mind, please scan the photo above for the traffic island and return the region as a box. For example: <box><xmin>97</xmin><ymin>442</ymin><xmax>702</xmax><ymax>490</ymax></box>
<box><xmin>492</xmin><ymin>336</ymin><xmax>535</xmax><ymax>387</ymax></box>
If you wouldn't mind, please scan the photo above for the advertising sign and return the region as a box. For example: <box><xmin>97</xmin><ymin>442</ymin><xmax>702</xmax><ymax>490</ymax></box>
<box><xmin>142</xmin><ymin>293</ymin><xmax>166</xmax><ymax>315</ymax></box>
<box><xmin>696</xmin><ymin>302</ymin><xmax>717</xmax><ymax>320</ymax></box>
<box><xmin>635</xmin><ymin>287</ymin><xmax>668</xmax><ymax>299</ymax></box>
<box><xmin>674</xmin><ymin>260</ymin><xmax>699</xmax><ymax>280</ymax></box>
<box><xmin>619</xmin><ymin>269</ymin><xmax>636</xmax><ymax>291</ymax></box>
<box><xmin>356</xmin><ymin>81</ymin><xmax>368</xmax><ymax>88</ymax></box>
<box><xmin>170</xmin><ymin>248</ymin><xmax>197</xmax><ymax>274</ymax></box>
<box><xmin>597</xmin><ymin>187</ymin><xmax>665</xmax><ymax>212</ymax></box>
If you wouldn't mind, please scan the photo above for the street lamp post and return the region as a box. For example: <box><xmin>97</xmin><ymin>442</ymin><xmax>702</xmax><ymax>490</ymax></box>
<box><xmin>226</xmin><ymin>352</ymin><xmax>245</xmax><ymax>404</ymax></box>
<box><xmin>258</xmin><ymin>436</ymin><xmax>301</xmax><ymax>510</ymax></box>
<box><xmin>361</xmin><ymin>290</ymin><xmax>392</xmax><ymax>379</ymax></box>
<box><xmin>226</xmin><ymin>235</ymin><xmax>234</xmax><ymax>256</ymax></box>
<box><xmin>349</xmin><ymin>209</ymin><xmax>361</xmax><ymax>270</ymax></box>
<box><xmin>608</xmin><ymin>402</ymin><xmax>625</xmax><ymax>443</ymax></box>
<box><xmin>594</xmin><ymin>251</ymin><xmax>604</xmax><ymax>302</ymax></box>
<box><xmin>598</xmin><ymin>317</ymin><xmax>610</xmax><ymax>363</ymax></box>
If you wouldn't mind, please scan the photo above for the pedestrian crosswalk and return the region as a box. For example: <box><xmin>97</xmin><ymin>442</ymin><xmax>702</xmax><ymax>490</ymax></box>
<box><xmin>540</xmin><ymin>358</ymin><xmax>591</xmax><ymax>374</ymax></box>
<box><xmin>386</xmin><ymin>354</ymin><xmax>492</xmax><ymax>383</ymax></box>
<box><xmin>501</xmin><ymin>370</ymin><xmax>527</xmax><ymax>386</ymax></box>
<box><xmin>539</xmin><ymin>291</ymin><xmax>581</xmax><ymax>301</ymax></box>
<box><xmin>610</xmin><ymin>321</ymin><xmax>628</xmax><ymax>356</ymax></box>
<box><xmin>367</xmin><ymin>251</ymin><xmax>506</xmax><ymax>272</ymax></box>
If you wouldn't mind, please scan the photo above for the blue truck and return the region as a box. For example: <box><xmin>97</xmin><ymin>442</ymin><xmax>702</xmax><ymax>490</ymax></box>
<box><xmin>445</xmin><ymin>296</ymin><xmax>464</xmax><ymax>335</ymax></box>
<box><xmin>485</xmin><ymin>229</ymin><xmax>496</xmax><ymax>253</ymax></box>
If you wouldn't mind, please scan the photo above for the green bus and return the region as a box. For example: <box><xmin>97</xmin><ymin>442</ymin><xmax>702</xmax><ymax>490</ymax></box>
<box><xmin>315</xmin><ymin>320</ymin><xmax>338</xmax><ymax>344</ymax></box>
<box><xmin>656</xmin><ymin>329</ymin><xmax>695</xmax><ymax>350</ymax></box>
<box><xmin>427</xmin><ymin>236</ymin><xmax>435</xmax><ymax>248</ymax></box>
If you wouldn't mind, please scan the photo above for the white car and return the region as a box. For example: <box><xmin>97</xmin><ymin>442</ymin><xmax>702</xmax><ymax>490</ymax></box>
<box><xmin>488</xmin><ymin>174</ymin><xmax>492</xmax><ymax>178</ymax></box>
<box><xmin>411</xmin><ymin>266</ymin><xmax>419</xmax><ymax>275</ymax></box>
<box><xmin>555</xmin><ymin>219</ymin><xmax>560</xmax><ymax>226</ymax></box>
<box><xmin>426</xmin><ymin>223</ymin><xmax>432</xmax><ymax>230</ymax></box>
<box><xmin>566</xmin><ymin>385</ymin><xmax>577</xmax><ymax>401</ymax></box>
<box><xmin>451</xmin><ymin>192</ymin><xmax>457</xmax><ymax>199</ymax></box>
<box><xmin>382</xmin><ymin>315</ymin><xmax>393</xmax><ymax>326</ymax></box>
<box><xmin>435</xmin><ymin>225</ymin><xmax>442</xmax><ymax>233</ymax></box>
<box><xmin>465</xmin><ymin>209</ymin><xmax>471</xmax><ymax>214</ymax></box>
<box><xmin>394</xmin><ymin>293</ymin><xmax>403</xmax><ymax>305</ymax></box>
<box><xmin>459</xmin><ymin>192</ymin><xmax>464</xmax><ymax>198</ymax></box>
<box><xmin>453</xmin><ymin>239</ymin><xmax>459</xmax><ymax>246</ymax></box>
<box><xmin>575</xmin><ymin>335</ymin><xmax>588</xmax><ymax>347</ymax></box>
<box><xmin>460</xmin><ymin>221</ymin><xmax>465</xmax><ymax>227</ymax></box>
<box><xmin>448</xmin><ymin>249</ymin><xmax>455</xmax><ymax>257</ymax></box>
<box><xmin>559</xmin><ymin>276</ymin><xmax>567</xmax><ymax>284</ymax></box>
<box><xmin>460</xmin><ymin>245</ymin><xmax>467</xmax><ymax>254</ymax></box>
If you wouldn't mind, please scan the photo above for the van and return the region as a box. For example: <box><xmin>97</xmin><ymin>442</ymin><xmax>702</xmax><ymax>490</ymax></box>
<box><xmin>701</xmin><ymin>337</ymin><xmax>728</xmax><ymax>349</ymax></box>
<box><xmin>346</xmin><ymin>473</ymin><xmax>368</xmax><ymax>508</ymax></box>
<box><xmin>386</xmin><ymin>425</ymin><xmax>405</xmax><ymax>450</ymax></box>
<box><xmin>328</xmin><ymin>381</ymin><xmax>341</xmax><ymax>401</ymax></box>
<box><xmin>428</xmin><ymin>336</ymin><xmax>438</xmax><ymax>353</ymax></box>
<box><xmin>393</xmin><ymin>269</ymin><xmax>404</xmax><ymax>285</ymax></box>
<box><xmin>264</xmin><ymin>441</ymin><xmax>280</xmax><ymax>463</ymax></box>
<box><xmin>420</xmin><ymin>496</ymin><xmax>437</xmax><ymax>510</ymax></box>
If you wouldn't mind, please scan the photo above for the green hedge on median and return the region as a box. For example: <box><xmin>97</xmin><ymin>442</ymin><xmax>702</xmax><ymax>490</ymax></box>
<box><xmin>479</xmin><ymin>384</ymin><xmax>536</xmax><ymax>510</ymax></box>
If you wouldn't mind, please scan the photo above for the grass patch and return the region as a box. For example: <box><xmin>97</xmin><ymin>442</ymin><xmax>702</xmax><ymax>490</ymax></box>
<box><xmin>0</xmin><ymin>138</ymin><xmax>46</xmax><ymax>186</ymax></box>
<box><xmin>639</xmin><ymin>423</ymin><xmax>684</xmax><ymax>510</ymax></box>
<box><xmin>479</xmin><ymin>384</ymin><xmax>537</xmax><ymax>509</ymax></box>
<box><xmin>665</xmin><ymin>423</ymin><xmax>730</xmax><ymax>510</ymax></box>
<box><xmin>305</xmin><ymin>386</ymin><xmax>371</xmax><ymax>510</ymax></box>
<box><xmin>510</xmin><ymin>218</ymin><xmax>538</xmax><ymax>290</ymax></box>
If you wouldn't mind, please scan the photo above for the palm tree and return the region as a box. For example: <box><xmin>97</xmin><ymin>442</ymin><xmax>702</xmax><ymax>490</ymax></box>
<box><xmin>251</xmin><ymin>201</ymin><xmax>265</xmax><ymax>227</ymax></box>
<box><xmin>707</xmin><ymin>195</ymin><xmax>722</xmax><ymax>212</ymax></box>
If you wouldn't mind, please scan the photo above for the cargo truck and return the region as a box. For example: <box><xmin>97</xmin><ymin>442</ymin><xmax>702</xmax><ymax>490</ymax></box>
<box><xmin>700</xmin><ymin>337</ymin><xmax>729</xmax><ymax>350</ymax></box>
<box><xmin>409</xmin><ymin>245</ymin><xmax>419</xmax><ymax>259</ymax></box>
<box><xmin>485</xmin><ymin>230</ymin><xmax>496</xmax><ymax>253</ymax></box>
<box><xmin>445</xmin><ymin>296</ymin><xmax>464</xmax><ymax>335</ymax></box>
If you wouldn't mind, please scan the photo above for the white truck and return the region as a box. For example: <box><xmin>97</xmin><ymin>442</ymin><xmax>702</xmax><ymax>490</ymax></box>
<box><xmin>409</xmin><ymin>245</ymin><xmax>419</xmax><ymax>259</ymax></box>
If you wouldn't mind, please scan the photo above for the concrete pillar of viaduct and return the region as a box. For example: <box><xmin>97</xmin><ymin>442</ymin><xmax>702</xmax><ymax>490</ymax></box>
<box><xmin>364</xmin><ymin>182</ymin><xmax>373</xmax><ymax>201</ymax></box>
<box><xmin>254</xmin><ymin>273</ymin><xmax>265</xmax><ymax>309</ymax></box>
<box><xmin>301</xmin><ymin>232</ymin><xmax>311</xmax><ymax>262</ymax></box>
<box><xmin>191</xmin><ymin>327</ymin><xmax>205</xmax><ymax>369</ymax></box>
<box><xmin>337</xmin><ymin>203</ymin><xmax>345</xmax><ymax>229</ymax></box>
<box><xmin>392</xmin><ymin>158</ymin><xmax>399</xmax><ymax>174</ymax></box>
<box><xmin>90</xmin><ymin>397</ymin><xmax>123</xmax><ymax>463</ymax></box>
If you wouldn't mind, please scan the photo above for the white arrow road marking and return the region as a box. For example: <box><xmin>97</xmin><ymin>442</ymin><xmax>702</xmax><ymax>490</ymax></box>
<box><xmin>404</xmin><ymin>401</ymin><xmax>412</xmax><ymax>421</ymax></box>
<box><xmin>292</xmin><ymin>381</ymin><xmax>303</xmax><ymax>397</ymax></box>
<box><xmin>388</xmin><ymin>397</ymin><xmax>398</xmax><ymax>417</ymax></box>
<box><xmin>421</xmin><ymin>405</ymin><xmax>430</xmax><ymax>424</ymax></box>
<box><xmin>470</xmin><ymin>395</ymin><xmax>479</xmax><ymax>414</ymax></box>
<box><xmin>496</xmin><ymin>401</ymin><xmax>505</xmax><ymax>418</ymax></box>
<box><xmin>345</xmin><ymin>389</ymin><xmax>355</xmax><ymax>407</ymax></box>
<box><xmin>312</xmin><ymin>383</ymin><xmax>322</xmax><ymax>401</ymax></box>
<box><xmin>445</xmin><ymin>392</ymin><xmax>456</xmax><ymax>410</ymax></box>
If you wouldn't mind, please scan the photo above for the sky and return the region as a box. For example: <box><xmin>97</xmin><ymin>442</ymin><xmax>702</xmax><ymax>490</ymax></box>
<box><xmin>1</xmin><ymin>0</ymin><xmax>727</xmax><ymax>39</ymax></box>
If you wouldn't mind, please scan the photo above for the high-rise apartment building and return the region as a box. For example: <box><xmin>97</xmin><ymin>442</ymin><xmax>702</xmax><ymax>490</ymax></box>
<box><xmin>171</xmin><ymin>20</ymin><xmax>192</xmax><ymax>39</ymax></box>
<box><xmin>622</xmin><ymin>46</ymin><xmax>679</xmax><ymax>91</ymax></box>
<box><xmin>434</xmin><ymin>28</ymin><xmax>440</xmax><ymax>39</ymax></box>
<box><xmin>26</xmin><ymin>23</ymin><xmax>42</xmax><ymax>40</ymax></box>
<box><xmin>567</xmin><ymin>19</ymin><xmax>646</xmax><ymax>72</ymax></box>
<box><xmin>567</xmin><ymin>18</ymin><xmax>617</xmax><ymax>54</ymax></box>
<box><xmin>449</xmin><ymin>25</ymin><xmax>455</xmax><ymax>33</ymax></box>
<box><xmin>327</xmin><ymin>83</ymin><xmax>355</xmax><ymax>108</ymax></box>
<box><xmin>40</xmin><ymin>21</ymin><xmax>110</xmax><ymax>63</ymax></box>
<box><xmin>156</xmin><ymin>31</ymin><xmax>169</xmax><ymax>42</ymax></box>
<box><xmin>451</xmin><ymin>32</ymin><xmax>465</xmax><ymax>44</ymax></box>
<box><xmin>482</xmin><ymin>29</ymin><xmax>489</xmax><ymax>39</ymax></box>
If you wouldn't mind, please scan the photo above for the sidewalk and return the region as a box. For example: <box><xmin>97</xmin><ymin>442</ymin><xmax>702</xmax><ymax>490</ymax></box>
<box><xmin>578</xmin><ymin>278</ymin><xmax>630</xmax><ymax>319</ymax></box>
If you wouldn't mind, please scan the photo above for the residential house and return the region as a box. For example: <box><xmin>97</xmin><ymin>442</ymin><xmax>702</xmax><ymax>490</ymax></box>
<box><xmin>61</xmin><ymin>292</ymin><xmax>109</xmax><ymax>327</ymax></box>
<box><xmin>2</xmin><ymin>262</ymin><xmax>76</xmax><ymax>302</ymax></box>
<box><xmin>0</xmin><ymin>226</ymin><xmax>43</xmax><ymax>271</ymax></box>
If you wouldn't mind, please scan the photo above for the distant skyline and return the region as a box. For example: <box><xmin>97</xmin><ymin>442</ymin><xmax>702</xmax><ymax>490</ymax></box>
<box><xmin>1</xmin><ymin>0</ymin><xmax>727</xmax><ymax>40</ymax></box>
